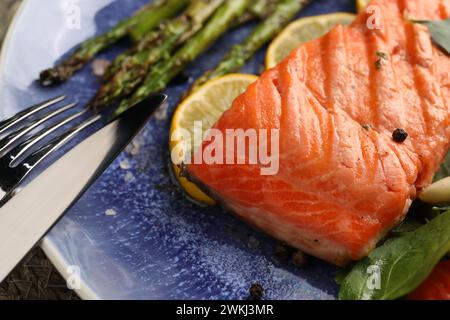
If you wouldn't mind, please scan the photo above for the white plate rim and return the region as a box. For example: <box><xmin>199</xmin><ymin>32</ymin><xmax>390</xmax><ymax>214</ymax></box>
<box><xmin>0</xmin><ymin>0</ymin><xmax>98</xmax><ymax>300</ymax></box>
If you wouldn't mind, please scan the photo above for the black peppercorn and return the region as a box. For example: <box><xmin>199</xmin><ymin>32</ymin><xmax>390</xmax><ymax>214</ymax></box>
<box><xmin>292</xmin><ymin>250</ymin><xmax>309</xmax><ymax>268</ymax></box>
<box><xmin>249</xmin><ymin>283</ymin><xmax>264</xmax><ymax>300</ymax></box>
<box><xmin>392</xmin><ymin>128</ymin><xmax>408</xmax><ymax>143</ymax></box>
<box><xmin>274</xmin><ymin>243</ymin><xmax>295</xmax><ymax>262</ymax></box>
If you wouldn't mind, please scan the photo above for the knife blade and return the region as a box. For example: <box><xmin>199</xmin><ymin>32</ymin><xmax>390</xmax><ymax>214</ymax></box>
<box><xmin>0</xmin><ymin>94</ymin><xmax>167</xmax><ymax>283</ymax></box>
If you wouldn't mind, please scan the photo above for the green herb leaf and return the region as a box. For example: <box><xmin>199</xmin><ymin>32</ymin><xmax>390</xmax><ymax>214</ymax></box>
<box><xmin>414</xmin><ymin>19</ymin><xmax>450</xmax><ymax>55</ymax></box>
<box><xmin>339</xmin><ymin>211</ymin><xmax>450</xmax><ymax>300</ymax></box>
<box><xmin>389</xmin><ymin>217</ymin><xmax>423</xmax><ymax>236</ymax></box>
<box><xmin>334</xmin><ymin>268</ymin><xmax>351</xmax><ymax>285</ymax></box>
<box><xmin>433</xmin><ymin>151</ymin><xmax>450</xmax><ymax>182</ymax></box>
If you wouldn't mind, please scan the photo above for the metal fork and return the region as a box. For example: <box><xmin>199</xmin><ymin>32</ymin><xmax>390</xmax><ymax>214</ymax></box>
<box><xmin>0</xmin><ymin>95</ymin><xmax>102</xmax><ymax>204</ymax></box>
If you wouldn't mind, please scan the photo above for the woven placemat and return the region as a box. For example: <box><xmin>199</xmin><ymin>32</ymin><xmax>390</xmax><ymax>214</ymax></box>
<box><xmin>0</xmin><ymin>0</ymin><xmax>80</xmax><ymax>300</ymax></box>
<box><xmin>0</xmin><ymin>248</ymin><xmax>80</xmax><ymax>300</ymax></box>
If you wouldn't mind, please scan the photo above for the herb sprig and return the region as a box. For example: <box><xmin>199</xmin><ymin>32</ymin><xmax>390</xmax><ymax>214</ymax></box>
<box><xmin>414</xmin><ymin>19</ymin><xmax>450</xmax><ymax>55</ymax></box>
<box><xmin>339</xmin><ymin>211</ymin><xmax>450</xmax><ymax>300</ymax></box>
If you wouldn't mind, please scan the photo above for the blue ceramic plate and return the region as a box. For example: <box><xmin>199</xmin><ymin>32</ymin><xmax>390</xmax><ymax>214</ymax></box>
<box><xmin>0</xmin><ymin>0</ymin><xmax>357</xmax><ymax>299</ymax></box>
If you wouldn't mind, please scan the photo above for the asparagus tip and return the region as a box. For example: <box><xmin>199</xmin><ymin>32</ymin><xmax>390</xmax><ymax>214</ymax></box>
<box><xmin>87</xmin><ymin>92</ymin><xmax>108</xmax><ymax>111</ymax></box>
<box><xmin>39</xmin><ymin>68</ymin><xmax>66</xmax><ymax>87</ymax></box>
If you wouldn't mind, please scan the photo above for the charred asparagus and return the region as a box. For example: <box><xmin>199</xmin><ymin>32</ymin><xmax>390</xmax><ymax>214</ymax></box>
<box><xmin>189</xmin><ymin>0</ymin><xmax>311</xmax><ymax>93</ymax></box>
<box><xmin>39</xmin><ymin>0</ymin><xmax>189</xmax><ymax>86</ymax></box>
<box><xmin>89</xmin><ymin>0</ymin><xmax>225</xmax><ymax>110</ymax></box>
<box><xmin>103</xmin><ymin>0</ymin><xmax>278</xmax><ymax>82</ymax></box>
<box><xmin>116</xmin><ymin>0</ymin><xmax>253</xmax><ymax>114</ymax></box>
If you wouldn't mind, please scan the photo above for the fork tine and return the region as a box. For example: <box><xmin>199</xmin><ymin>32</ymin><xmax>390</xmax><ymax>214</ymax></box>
<box><xmin>8</xmin><ymin>109</ymin><xmax>88</xmax><ymax>165</ymax></box>
<box><xmin>0</xmin><ymin>95</ymin><xmax>66</xmax><ymax>135</ymax></box>
<box><xmin>20</xmin><ymin>114</ymin><xmax>102</xmax><ymax>171</ymax></box>
<box><xmin>0</xmin><ymin>102</ymin><xmax>78</xmax><ymax>155</ymax></box>
<box><xmin>0</xmin><ymin>114</ymin><xmax>102</xmax><ymax>203</ymax></box>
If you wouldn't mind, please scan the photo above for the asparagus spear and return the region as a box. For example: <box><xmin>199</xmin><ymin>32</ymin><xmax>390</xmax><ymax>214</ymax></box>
<box><xmin>250</xmin><ymin>0</ymin><xmax>279</xmax><ymax>18</ymax></box>
<box><xmin>116</xmin><ymin>0</ymin><xmax>253</xmax><ymax>114</ymax></box>
<box><xmin>89</xmin><ymin>0</ymin><xmax>225</xmax><ymax>110</ymax></box>
<box><xmin>238</xmin><ymin>0</ymin><xmax>281</xmax><ymax>24</ymax></box>
<box><xmin>39</xmin><ymin>0</ymin><xmax>189</xmax><ymax>86</ymax></box>
<box><xmin>102</xmin><ymin>29</ymin><xmax>162</xmax><ymax>82</ymax></box>
<box><xmin>188</xmin><ymin>0</ymin><xmax>311</xmax><ymax>93</ymax></box>
<box><xmin>104</xmin><ymin>0</ymin><xmax>278</xmax><ymax>82</ymax></box>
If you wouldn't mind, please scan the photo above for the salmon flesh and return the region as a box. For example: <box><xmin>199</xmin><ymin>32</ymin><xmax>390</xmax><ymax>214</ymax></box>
<box><xmin>187</xmin><ymin>0</ymin><xmax>450</xmax><ymax>265</ymax></box>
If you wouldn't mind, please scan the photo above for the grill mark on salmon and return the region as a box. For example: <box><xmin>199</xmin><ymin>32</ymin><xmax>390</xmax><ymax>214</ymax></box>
<box><xmin>187</xmin><ymin>0</ymin><xmax>450</xmax><ymax>265</ymax></box>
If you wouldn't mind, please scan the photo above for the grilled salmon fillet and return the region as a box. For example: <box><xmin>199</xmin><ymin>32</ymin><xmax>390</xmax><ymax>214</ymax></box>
<box><xmin>187</xmin><ymin>0</ymin><xmax>450</xmax><ymax>265</ymax></box>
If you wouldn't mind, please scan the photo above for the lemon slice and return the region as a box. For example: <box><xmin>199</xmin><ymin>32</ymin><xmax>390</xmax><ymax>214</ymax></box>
<box><xmin>265</xmin><ymin>13</ymin><xmax>356</xmax><ymax>69</ymax></box>
<box><xmin>170</xmin><ymin>74</ymin><xmax>258</xmax><ymax>205</ymax></box>
<box><xmin>356</xmin><ymin>0</ymin><xmax>371</xmax><ymax>12</ymax></box>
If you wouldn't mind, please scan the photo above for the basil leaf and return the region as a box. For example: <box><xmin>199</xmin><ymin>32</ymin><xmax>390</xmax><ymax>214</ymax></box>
<box><xmin>414</xmin><ymin>19</ymin><xmax>450</xmax><ymax>181</ymax></box>
<box><xmin>389</xmin><ymin>217</ymin><xmax>423</xmax><ymax>236</ymax></box>
<box><xmin>433</xmin><ymin>151</ymin><xmax>450</xmax><ymax>182</ymax></box>
<box><xmin>339</xmin><ymin>211</ymin><xmax>450</xmax><ymax>300</ymax></box>
<box><xmin>414</xmin><ymin>19</ymin><xmax>450</xmax><ymax>55</ymax></box>
<box><xmin>334</xmin><ymin>268</ymin><xmax>351</xmax><ymax>285</ymax></box>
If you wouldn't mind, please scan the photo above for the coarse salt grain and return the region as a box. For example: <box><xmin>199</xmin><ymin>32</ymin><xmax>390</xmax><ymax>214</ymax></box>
<box><xmin>105</xmin><ymin>208</ymin><xmax>117</xmax><ymax>216</ymax></box>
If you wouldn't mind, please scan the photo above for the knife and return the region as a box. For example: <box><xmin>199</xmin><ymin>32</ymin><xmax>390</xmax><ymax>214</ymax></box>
<box><xmin>0</xmin><ymin>94</ymin><xmax>167</xmax><ymax>283</ymax></box>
